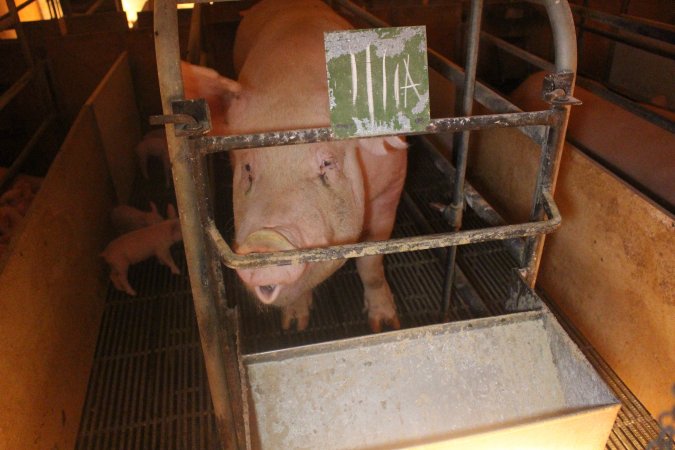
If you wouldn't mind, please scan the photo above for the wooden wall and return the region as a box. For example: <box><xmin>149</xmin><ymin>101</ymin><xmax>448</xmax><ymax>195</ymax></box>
<box><xmin>0</xmin><ymin>53</ymin><xmax>139</xmax><ymax>449</ymax></box>
<box><xmin>467</xmin><ymin>125</ymin><xmax>674</xmax><ymax>418</ymax></box>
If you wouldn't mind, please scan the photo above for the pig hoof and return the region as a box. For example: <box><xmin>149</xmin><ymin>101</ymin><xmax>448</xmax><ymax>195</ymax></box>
<box><xmin>280</xmin><ymin>296</ymin><xmax>312</xmax><ymax>331</ymax></box>
<box><xmin>364</xmin><ymin>284</ymin><xmax>400</xmax><ymax>333</ymax></box>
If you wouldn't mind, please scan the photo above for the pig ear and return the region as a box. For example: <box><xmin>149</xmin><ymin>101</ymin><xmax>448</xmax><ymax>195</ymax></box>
<box><xmin>181</xmin><ymin>61</ymin><xmax>242</xmax><ymax>99</ymax></box>
<box><xmin>167</xmin><ymin>204</ymin><xmax>177</xmax><ymax>219</ymax></box>
<box><xmin>358</xmin><ymin>136</ymin><xmax>407</xmax><ymax>156</ymax></box>
<box><xmin>149</xmin><ymin>202</ymin><xmax>158</xmax><ymax>214</ymax></box>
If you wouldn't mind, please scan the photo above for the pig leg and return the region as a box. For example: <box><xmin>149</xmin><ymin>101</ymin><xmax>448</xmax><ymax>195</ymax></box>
<box><xmin>281</xmin><ymin>291</ymin><xmax>312</xmax><ymax>331</ymax></box>
<box><xmin>109</xmin><ymin>263</ymin><xmax>137</xmax><ymax>296</ymax></box>
<box><xmin>357</xmin><ymin>193</ymin><xmax>402</xmax><ymax>333</ymax></box>
<box><xmin>156</xmin><ymin>246</ymin><xmax>180</xmax><ymax>275</ymax></box>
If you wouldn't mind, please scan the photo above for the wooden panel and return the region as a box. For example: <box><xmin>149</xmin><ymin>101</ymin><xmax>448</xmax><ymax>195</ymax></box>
<box><xmin>467</xmin><ymin>126</ymin><xmax>675</xmax><ymax>418</ymax></box>
<box><xmin>538</xmin><ymin>146</ymin><xmax>674</xmax><ymax>419</ymax></box>
<box><xmin>45</xmin><ymin>31</ymin><xmax>125</xmax><ymax>124</ymax></box>
<box><xmin>87</xmin><ymin>52</ymin><xmax>141</xmax><ymax>204</ymax></box>
<box><xmin>0</xmin><ymin>106</ymin><xmax>114</xmax><ymax>449</ymax></box>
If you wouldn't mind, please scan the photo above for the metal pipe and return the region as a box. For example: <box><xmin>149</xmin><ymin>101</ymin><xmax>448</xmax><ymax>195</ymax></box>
<box><xmin>441</xmin><ymin>0</ymin><xmax>484</xmax><ymax>320</ymax></box>
<box><xmin>539</xmin><ymin>0</ymin><xmax>577</xmax><ymax>74</ymax></box>
<box><xmin>0</xmin><ymin>70</ymin><xmax>32</xmax><ymax>111</ymax></box>
<box><xmin>153</xmin><ymin>1</ymin><xmax>240</xmax><ymax>448</ymax></box>
<box><xmin>577</xmin><ymin>22</ymin><xmax>675</xmax><ymax>60</ymax></box>
<box><xmin>198</xmin><ymin>111</ymin><xmax>556</xmax><ymax>154</ymax></box>
<box><xmin>206</xmin><ymin>190</ymin><xmax>560</xmax><ymax>270</ymax></box>
<box><xmin>569</xmin><ymin>3</ymin><xmax>675</xmax><ymax>43</ymax></box>
<box><xmin>517</xmin><ymin>0</ymin><xmax>577</xmax><ymax>286</ymax></box>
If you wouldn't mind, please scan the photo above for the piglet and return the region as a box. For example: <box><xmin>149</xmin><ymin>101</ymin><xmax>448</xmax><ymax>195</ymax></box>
<box><xmin>0</xmin><ymin>180</ymin><xmax>34</xmax><ymax>215</ymax></box>
<box><xmin>101</xmin><ymin>219</ymin><xmax>183</xmax><ymax>296</ymax></box>
<box><xmin>136</xmin><ymin>130</ymin><xmax>171</xmax><ymax>187</ymax></box>
<box><xmin>0</xmin><ymin>205</ymin><xmax>23</xmax><ymax>237</ymax></box>
<box><xmin>111</xmin><ymin>202</ymin><xmax>176</xmax><ymax>234</ymax></box>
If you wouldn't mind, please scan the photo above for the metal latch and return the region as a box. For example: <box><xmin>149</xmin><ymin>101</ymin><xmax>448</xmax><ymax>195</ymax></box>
<box><xmin>150</xmin><ymin>98</ymin><xmax>212</xmax><ymax>136</ymax></box>
<box><xmin>542</xmin><ymin>71</ymin><xmax>583</xmax><ymax>107</ymax></box>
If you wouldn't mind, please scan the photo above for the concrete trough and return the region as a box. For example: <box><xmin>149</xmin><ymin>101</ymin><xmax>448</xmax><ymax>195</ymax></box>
<box><xmin>244</xmin><ymin>296</ymin><xmax>620</xmax><ymax>449</ymax></box>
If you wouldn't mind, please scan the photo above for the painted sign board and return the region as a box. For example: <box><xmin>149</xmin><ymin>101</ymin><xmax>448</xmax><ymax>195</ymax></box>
<box><xmin>325</xmin><ymin>26</ymin><xmax>430</xmax><ymax>138</ymax></box>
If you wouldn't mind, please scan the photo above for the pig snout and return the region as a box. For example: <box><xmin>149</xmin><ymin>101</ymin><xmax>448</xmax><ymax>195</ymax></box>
<box><xmin>235</xmin><ymin>229</ymin><xmax>307</xmax><ymax>305</ymax></box>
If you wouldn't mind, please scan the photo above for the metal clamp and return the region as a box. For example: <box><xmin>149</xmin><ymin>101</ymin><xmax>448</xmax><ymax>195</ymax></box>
<box><xmin>542</xmin><ymin>71</ymin><xmax>583</xmax><ymax>106</ymax></box>
<box><xmin>150</xmin><ymin>98</ymin><xmax>212</xmax><ymax>136</ymax></box>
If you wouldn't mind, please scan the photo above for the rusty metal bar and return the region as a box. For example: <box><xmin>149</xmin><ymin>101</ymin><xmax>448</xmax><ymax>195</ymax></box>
<box><xmin>153</xmin><ymin>1</ymin><xmax>242</xmax><ymax>449</ymax></box>
<box><xmin>196</xmin><ymin>110</ymin><xmax>557</xmax><ymax>154</ymax></box>
<box><xmin>569</xmin><ymin>3</ymin><xmax>675</xmax><ymax>43</ymax></box>
<box><xmin>206</xmin><ymin>190</ymin><xmax>560</xmax><ymax>270</ymax></box>
<box><xmin>441</xmin><ymin>0</ymin><xmax>484</xmax><ymax>320</ymax></box>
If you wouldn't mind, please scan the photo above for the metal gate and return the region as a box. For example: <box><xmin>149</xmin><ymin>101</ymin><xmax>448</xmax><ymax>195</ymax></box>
<box><xmin>151</xmin><ymin>0</ymin><xmax>585</xmax><ymax>447</ymax></box>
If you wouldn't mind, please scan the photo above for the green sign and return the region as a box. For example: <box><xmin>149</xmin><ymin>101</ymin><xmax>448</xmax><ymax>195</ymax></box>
<box><xmin>325</xmin><ymin>26</ymin><xmax>430</xmax><ymax>138</ymax></box>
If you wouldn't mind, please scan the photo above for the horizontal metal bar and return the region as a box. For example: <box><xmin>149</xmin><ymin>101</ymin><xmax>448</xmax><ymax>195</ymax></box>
<box><xmin>207</xmin><ymin>191</ymin><xmax>559</xmax><ymax>270</ymax></box>
<box><xmin>578</xmin><ymin>22</ymin><xmax>675</xmax><ymax>60</ymax></box>
<box><xmin>480</xmin><ymin>31</ymin><xmax>556</xmax><ymax>73</ymax></box>
<box><xmin>0</xmin><ymin>12</ymin><xmax>18</xmax><ymax>30</ymax></box>
<box><xmin>416</xmin><ymin>135</ymin><xmax>526</xmax><ymax>262</ymax></box>
<box><xmin>570</xmin><ymin>3</ymin><xmax>675</xmax><ymax>43</ymax></box>
<box><xmin>197</xmin><ymin>111</ymin><xmax>557</xmax><ymax>154</ymax></box>
<box><xmin>0</xmin><ymin>70</ymin><xmax>32</xmax><ymax>111</ymax></box>
<box><xmin>331</xmin><ymin>0</ymin><xmax>550</xmax><ymax>143</ymax></box>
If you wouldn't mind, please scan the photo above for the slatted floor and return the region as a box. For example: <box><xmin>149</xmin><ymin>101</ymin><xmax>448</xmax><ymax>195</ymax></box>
<box><xmin>75</xmin><ymin>141</ymin><xmax>671</xmax><ymax>449</ymax></box>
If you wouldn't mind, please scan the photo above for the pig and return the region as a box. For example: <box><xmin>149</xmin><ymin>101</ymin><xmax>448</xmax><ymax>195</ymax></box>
<box><xmin>207</xmin><ymin>0</ymin><xmax>408</xmax><ymax>332</ymax></box>
<box><xmin>136</xmin><ymin>130</ymin><xmax>172</xmax><ymax>187</ymax></box>
<box><xmin>101</xmin><ymin>219</ymin><xmax>183</xmax><ymax>296</ymax></box>
<box><xmin>110</xmin><ymin>202</ymin><xmax>176</xmax><ymax>234</ymax></box>
<box><xmin>510</xmin><ymin>71</ymin><xmax>675</xmax><ymax>208</ymax></box>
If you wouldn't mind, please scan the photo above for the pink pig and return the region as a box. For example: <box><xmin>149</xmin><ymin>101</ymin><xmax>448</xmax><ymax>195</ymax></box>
<box><xmin>110</xmin><ymin>202</ymin><xmax>176</xmax><ymax>234</ymax></box>
<box><xmin>204</xmin><ymin>0</ymin><xmax>408</xmax><ymax>331</ymax></box>
<box><xmin>101</xmin><ymin>219</ymin><xmax>183</xmax><ymax>296</ymax></box>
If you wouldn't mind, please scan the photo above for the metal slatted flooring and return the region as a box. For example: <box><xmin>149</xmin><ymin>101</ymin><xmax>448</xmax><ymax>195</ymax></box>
<box><xmin>75</xmin><ymin>142</ymin><xmax>669</xmax><ymax>449</ymax></box>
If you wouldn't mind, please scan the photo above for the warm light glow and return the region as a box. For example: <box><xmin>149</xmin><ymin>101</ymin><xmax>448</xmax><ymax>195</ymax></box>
<box><xmin>120</xmin><ymin>0</ymin><xmax>193</xmax><ymax>28</ymax></box>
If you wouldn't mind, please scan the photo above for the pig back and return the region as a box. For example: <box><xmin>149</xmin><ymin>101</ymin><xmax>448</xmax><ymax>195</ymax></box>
<box><xmin>230</xmin><ymin>0</ymin><xmax>352</xmax><ymax>133</ymax></box>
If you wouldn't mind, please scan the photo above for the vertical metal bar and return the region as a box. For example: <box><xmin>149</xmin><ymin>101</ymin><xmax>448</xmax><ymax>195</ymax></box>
<box><xmin>440</xmin><ymin>0</ymin><xmax>483</xmax><ymax>320</ymax></box>
<box><xmin>6</xmin><ymin>0</ymin><xmax>34</xmax><ymax>68</ymax></box>
<box><xmin>153</xmin><ymin>1</ymin><xmax>240</xmax><ymax>449</ymax></box>
<box><xmin>522</xmin><ymin>0</ymin><xmax>577</xmax><ymax>287</ymax></box>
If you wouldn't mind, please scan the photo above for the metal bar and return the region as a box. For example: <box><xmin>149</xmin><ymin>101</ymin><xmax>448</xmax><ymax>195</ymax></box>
<box><xmin>441</xmin><ymin>0</ymin><xmax>484</xmax><ymax>320</ymax></box>
<box><xmin>480</xmin><ymin>29</ymin><xmax>673</xmax><ymax>133</ymax></box>
<box><xmin>480</xmin><ymin>31</ymin><xmax>556</xmax><ymax>73</ymax></box>
<box><xmin>197</xmin><ymin>111</ymin><xmax>557</xmax><ymax>154</ymax></box>
<box><xmin>516</xmin><ymin>0</ymin><xmax>576</xmax><ymax>286</ymax></box>
<box><xmin>0</xmin><ymin>70</ymin><xmax>32</xmax><ymax>112</ymax></box>
<box><xmin>416</xmin><ymin>136</ymin><xmax>525</xmax><ymax>258</ymax></box>
<box><xmin>153</xmin><ymin>1</ymin><xmax>241</xmax><ymax>449</ymax></box>
<box><xmin>577</xmin><ymin>22</ymin><xmax>675</xmax><ymax>60</ymax></box>
<box><xmin>523</xmin><ymin>105</ymin><xmax>569</xmax><ymax>286</ymax></box>
<box><xmin>569</xmin><ymin>3</ymin><xmax>675</xmax><ymax>43</ymax></box>
<box><xmin>540</xmin><ymin>0</ymin><xmax>577</xmax><ymax>74</ymax></box>
<box><xmin>206</xmin><ymin>190</ymin><xmax>560</xmax><ymax>270</ymax></box>
<box><xmin>5</xmin><ymin>0</ymin><xmax>33</xmax><ymax>67</ymax></box>
<box><xmin>0</xmin><ymin>114</ymin><xmax>55</xmax><ymax>192</ymax></box>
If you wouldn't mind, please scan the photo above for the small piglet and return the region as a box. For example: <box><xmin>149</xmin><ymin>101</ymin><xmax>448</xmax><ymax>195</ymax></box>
<box><xmin>111</xmin><ymin>202</ymin><xmax>176</xmax><ymax>234</ymax></box>
<box><xmin>136</xmin><ymin>130</ymin><xmax>171</xmax><ymax>187</ymax></box>
<box><xmin>101</xmin><ymin>219</ymin><xmax>183</xmax><ymax>296</ymax></box>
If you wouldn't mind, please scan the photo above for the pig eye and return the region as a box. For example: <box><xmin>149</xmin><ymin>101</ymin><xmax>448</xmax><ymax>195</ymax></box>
<box><xmin>243</xmin><ymin>163</ymin><xmax>253</xmax><ymax>193</ymax></box>
<box><xmin>318</xmin><ymin>158</ymin><xmax>337</xmax><ymax>187</ymax></box>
